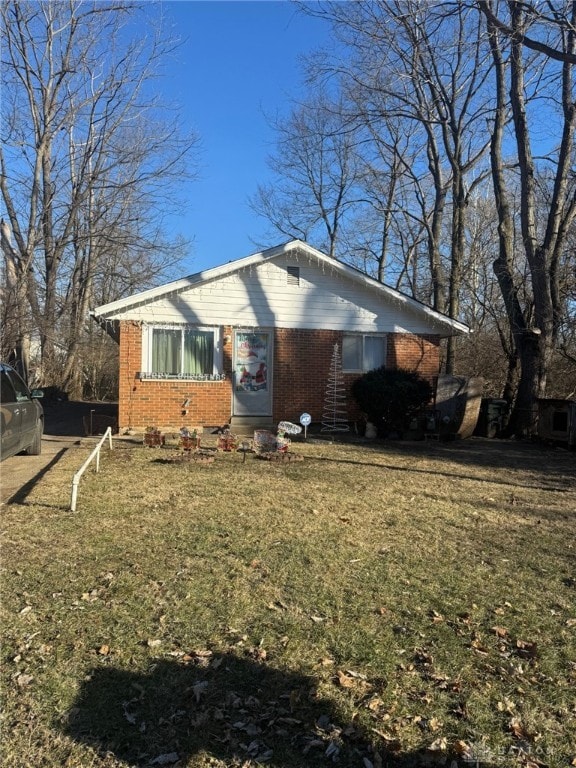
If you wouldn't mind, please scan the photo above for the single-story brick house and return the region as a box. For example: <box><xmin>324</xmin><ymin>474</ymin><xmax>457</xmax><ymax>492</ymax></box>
<box><xmin>90</xmin><ymin>240</ymin><xmax>469</xmax><ymax>433</ymax></box>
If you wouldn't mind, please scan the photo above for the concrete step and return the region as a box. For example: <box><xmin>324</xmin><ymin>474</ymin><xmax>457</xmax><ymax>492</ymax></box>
<box><xmin>229</xmin><ymin>416</ymin><xmax>276</xmax><ymax>434</ymax></box>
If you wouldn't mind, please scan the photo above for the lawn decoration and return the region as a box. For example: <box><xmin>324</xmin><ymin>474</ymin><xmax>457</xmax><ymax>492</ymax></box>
<box><xmin>253</xmin><ymin>429</ymin><xmax>278</xmax><ymax>454</ymax></box>
<box><xmin>237</xmin><ymin>439</ymin><xmax>255</xmax><ymax>462</ymax></box>
<box><xmin>277</xmin><ymin>420</ymin><xmax>302</xmax><ymax>436</ymax></box>
<box><xmin>179</xmin><ymin>427</ymin><xmax>201</xmax><ymax>451</ymax></box>
<box><xmin>144</xmin><ymin>426</ymin><xmax>165</xmax><ymax>447</ymax></box>
<box><xmin>321</xmin><ymin>343</ymin><xmax>350</xmax><ymax>433</ymax></box>
<box><xmin>252</xmin><ymin>424</ymin><xmax>304</xmax><ymax>461</ymax></box>
<box><xmin>276</xmin><ymin>421</ymin><xmax>303</xmax><ymax>453</ymax></box>
<box><xmin>217</xmin><ymin>428</ymin><xmax>237</xmax><ymax>452</ymax></box>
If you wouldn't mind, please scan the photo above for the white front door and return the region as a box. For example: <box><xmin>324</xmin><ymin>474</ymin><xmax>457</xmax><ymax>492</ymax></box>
<box><xmin>232</xmin><ymin>330</ymin><xmax>272</xmax><ymax>416</ymax></box>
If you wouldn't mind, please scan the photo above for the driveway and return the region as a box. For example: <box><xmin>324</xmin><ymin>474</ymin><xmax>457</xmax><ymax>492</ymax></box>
<box><xmin>1</xmin><ymin>400</ymin><xmax>118</xmax><ymax>505</ymax></box>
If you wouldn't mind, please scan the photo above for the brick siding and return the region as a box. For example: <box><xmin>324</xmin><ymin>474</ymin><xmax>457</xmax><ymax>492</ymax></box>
<box><xmin>117</xmin><ymin>321</ymin><xmax>440</xmax><ymax>431</ymax></box>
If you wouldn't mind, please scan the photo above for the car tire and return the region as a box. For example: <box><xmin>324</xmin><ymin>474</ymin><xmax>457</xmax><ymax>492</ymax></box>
<box><xmin>25</xmin><ymin>423</ymin><xmax>43</xmax><ymax>456</ymax></box>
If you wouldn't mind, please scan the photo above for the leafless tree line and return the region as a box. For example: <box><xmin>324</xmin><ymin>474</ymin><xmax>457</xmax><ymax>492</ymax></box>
<box><xmin>1</xmin><ymin>0</ymin><xmax>199</xmax><ymax>399</ymax></box>
<box><xmin>251</xmin><ymin>0</ymin><xmax>576</xmax><ymax>436</ymax></box>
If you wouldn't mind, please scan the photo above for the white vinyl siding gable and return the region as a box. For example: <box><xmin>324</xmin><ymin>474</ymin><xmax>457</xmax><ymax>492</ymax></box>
<box><xmin>104</xmin><ymin>256</ymin><xmax>446</xmax><ymax>336</ymax></box>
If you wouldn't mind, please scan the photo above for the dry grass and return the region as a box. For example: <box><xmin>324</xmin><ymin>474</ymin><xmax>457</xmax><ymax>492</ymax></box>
<box><xmin>1</xmin><ymin>435</ymin><xmax>575</xmax><ymax>768</ymax></box>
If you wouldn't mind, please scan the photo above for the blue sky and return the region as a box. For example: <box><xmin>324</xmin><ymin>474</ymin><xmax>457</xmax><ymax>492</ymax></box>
<box><xmin>159</xmin><ymin>1</ymin><xmax>331</xmax><ymax>273</ymax></box>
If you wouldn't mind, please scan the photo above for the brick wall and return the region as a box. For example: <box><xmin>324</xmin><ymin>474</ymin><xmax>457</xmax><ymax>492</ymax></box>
<box><xmin>117</xmin><ymin>321</ymin><xmax>441</xmax><ymax>430</ymax></box>
<box><xmin>387</xmin><ymin>333</ymin><xmax>440</xmax><ymax>382</ymax></box>
<box><xmin>118</xmin><ymin>321</ymin><xmax>234</xmax><ymax>431</ymax></box>
<box><xmin>273</xmin><ymin>328</ymin><xmax>340</xmax><ymax>424</ymax></box>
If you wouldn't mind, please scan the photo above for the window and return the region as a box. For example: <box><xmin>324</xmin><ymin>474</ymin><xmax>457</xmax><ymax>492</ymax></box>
<box><xmin>1</xmin><ymin>370</ymin><xmax>17</xmax><ymax>403</ymax></box>
<box><xmin>6</xmin><ymin>368</ymin><xmax>31</xmax><ymax>401</ymax></box>
<box><xmin>144</xmin><ymin>326</ymin><xmax>221</xmax><ymax>379</ymax></box>
<box><xmin>342</xmin><ymin>334</ymin><xmax>386</xmax><ymax>372</ymax></box>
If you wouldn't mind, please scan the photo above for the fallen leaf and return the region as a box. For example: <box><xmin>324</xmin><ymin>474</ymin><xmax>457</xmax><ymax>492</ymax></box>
<box><xmin>345</xmin><ymin>669</ymin><xmax>367</xmax><ymax>679</ymax></box>
<box><xmin>122</xmin><ymin>703</ymin><xmax>136</xmax><ymax>725</ymax></box>
<box><xmin>492</xmin><ymin>625</ymin><xmax>509</xmax><ymax>637</ymax></box>
<box><xmin>516</xmin><ymin>639</ymin><xmax>538</xmax><ymax>659</ymax></box>
<box><xmin>428</xmin><ymin>736</ymin><xmax>448</xmax><ymax>751</ymax></box>
<box><xmin>147</xmin><ymin>638</ymin><xmax>162</xmax><ymax>648</ymax></box>
<box><xmin>16</xmin><ymin>673</ymin><xmax>34</xmax><ymax>687</ymax></box>
<box><xmin>19</xmin><ymin>606</ymin><xmax>32</xmax><ymax>616</ymax></box>
<box><xmin>325</xmin><ymin>741</ymin><xmax>340</xmax><ymax>759</ymax></box>
<box><xmin>453</xmin><ymin>740</ymin><xmax>473</xmax><ymax>758</ymax></box>
<box><xmin>98</xmin><ymin>644</ymin><xmax>110</xmax><ymax>656</ymax></box>
<box><xmin>509</xmin><ymin>716</ymin><xmax>530</xmax><ymax>739</ymax></box>
<box><xmin>470</xmin><ymin>637</ymin><xmax>489</xmax><ymax>655</ymax></box>
<box><xmin>371</xmin><ymin>729</ymin><xmax>401</xmax><ymax>751</ymax></box>
<box><xmin>429</xmin><ymin>716</ymin><xmax>442</xmax><ymax>731</ymax></box>
<box><xmin>337</xmin><ymin>670</ymin><xmax>355</xmax><ymax>688</ymax></box>
<box><xmin>268</xmin><ymin>601</ymin><xmax>288</xmax><ymax>611</ymax></box>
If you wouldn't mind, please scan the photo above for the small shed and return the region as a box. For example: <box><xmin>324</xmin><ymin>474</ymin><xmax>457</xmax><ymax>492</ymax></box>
<box><xmin>537</xmin><ymin>399</ymin><xmax>576</xmax><ymax>447</ymax></box>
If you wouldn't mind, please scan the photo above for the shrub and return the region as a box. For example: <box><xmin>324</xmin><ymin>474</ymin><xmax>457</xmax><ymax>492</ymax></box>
<box><xmin>351</xmin><ymin>367</ymin><xmax>434</xmax><ymax>436</ymax></box>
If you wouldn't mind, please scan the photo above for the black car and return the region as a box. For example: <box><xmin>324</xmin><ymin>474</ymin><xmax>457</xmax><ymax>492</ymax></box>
<box><xmin>0</xmin><ymin>362</ymin><xmax>44</xmax><ymax>461</ymax></box>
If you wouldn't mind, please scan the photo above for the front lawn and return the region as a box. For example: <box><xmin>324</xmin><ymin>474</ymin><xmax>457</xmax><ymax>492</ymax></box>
<box><xmin>1</xmin><ymin>436</ymin><xmax>574</xmax><ymax>767</ymax></box>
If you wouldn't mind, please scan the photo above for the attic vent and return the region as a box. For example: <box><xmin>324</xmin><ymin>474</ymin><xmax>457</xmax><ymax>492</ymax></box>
<box><xmin>286</xmin><ymin>265</ymin><xmax>300</xmax><ymax>286</ymax></box>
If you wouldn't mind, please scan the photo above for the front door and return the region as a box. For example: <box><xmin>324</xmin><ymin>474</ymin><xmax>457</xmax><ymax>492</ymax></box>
<box><xmin>232</xmin><ymin>330</ymin><xmax>272</xmax><ymax>417</ymax></box>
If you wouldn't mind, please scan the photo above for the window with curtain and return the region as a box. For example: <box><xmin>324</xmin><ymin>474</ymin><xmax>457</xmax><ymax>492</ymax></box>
<box><xmin>150</xmin><ymin>327</ymin><xmax>216</xmax><ymax>376</ymax></box>
<box><xmin>342</xmin><ymin>334</ymin><xmax>386</xmax><ymax>372</ymax></box>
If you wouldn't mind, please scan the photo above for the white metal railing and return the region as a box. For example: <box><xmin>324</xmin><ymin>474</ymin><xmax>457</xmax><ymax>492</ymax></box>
<box><xmin>70</xmin><ymin>427</ymin><xmax>113</xmax><ymax>512</ymax></box>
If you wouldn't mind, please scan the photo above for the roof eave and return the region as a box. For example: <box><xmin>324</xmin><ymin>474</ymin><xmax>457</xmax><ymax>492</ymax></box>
<box><xmin>90</xmin><ymin>239</ymin><xmax>471</xmax><ymax>337</ymax></box>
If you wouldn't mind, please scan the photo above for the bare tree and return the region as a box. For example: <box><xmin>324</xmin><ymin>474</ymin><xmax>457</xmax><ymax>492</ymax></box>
<box><xmin>250</xmin><ymin>94</ymin><xmax>361</xmax><ymax>257</ymax></box>
<box><xmin>480</xmin><ymin>0</ymin><xmax>576</xmax><ymax>435</ymax></box>
<box><xmin>0</xmin><ymin>0</ymin><xmax>199</xmax><ymax>396</ymax></box>
<box><xmin>286</xmin><ymin>2</ymin><xmax>494</xmax><ymax>377</ymax></box>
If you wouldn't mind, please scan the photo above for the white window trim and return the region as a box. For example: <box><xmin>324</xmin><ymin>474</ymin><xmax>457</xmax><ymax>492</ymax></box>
<box><xmin>141</xmin><ymin>324</ymin><xmax>223</xmax><ymax>380</ymax></box>
<box><xmin>342</xmin><ymin>333</ymin><xmax>387</xmax><ymax>373</ymax></box>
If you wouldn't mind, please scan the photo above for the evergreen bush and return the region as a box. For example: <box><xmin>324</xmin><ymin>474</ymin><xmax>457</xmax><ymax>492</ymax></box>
<box><xmin>351</xmin><ymin>368</ymin><xmax>434</xmax><ymax>437</ymax></box>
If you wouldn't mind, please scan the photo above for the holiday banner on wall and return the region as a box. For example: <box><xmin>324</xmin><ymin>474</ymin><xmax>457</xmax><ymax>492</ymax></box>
<box><xmin>235</xmin><ymin>332</ymin><xmax>268</xmax><ymax>392</ymax></box>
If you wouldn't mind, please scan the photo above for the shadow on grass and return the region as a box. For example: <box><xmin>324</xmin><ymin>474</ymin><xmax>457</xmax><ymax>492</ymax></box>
<box><xmin>305</xmin><ymin>444</ymin><xmax>574</xmax><ymax>494</ymax></box>
<box><xmin>62</xmin><ymin>654</ymin><xmax>453</xmax><ymax>768</ymax></box>
<box><xmin>5</xmin><ymin>447</ymin><xmax>70</xmax><ymax>505</ymax></box>
<box><xmin>305</xmin><ymin>434</ymin><xmax>575</xmax><ymax>482</ymax></box>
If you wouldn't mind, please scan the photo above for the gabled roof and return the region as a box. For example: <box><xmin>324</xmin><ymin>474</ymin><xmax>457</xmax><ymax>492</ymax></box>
<box><xmin>91</xmin><ymin>239</ymin><xmax>469</xmax><ymax>337</ymax></box>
